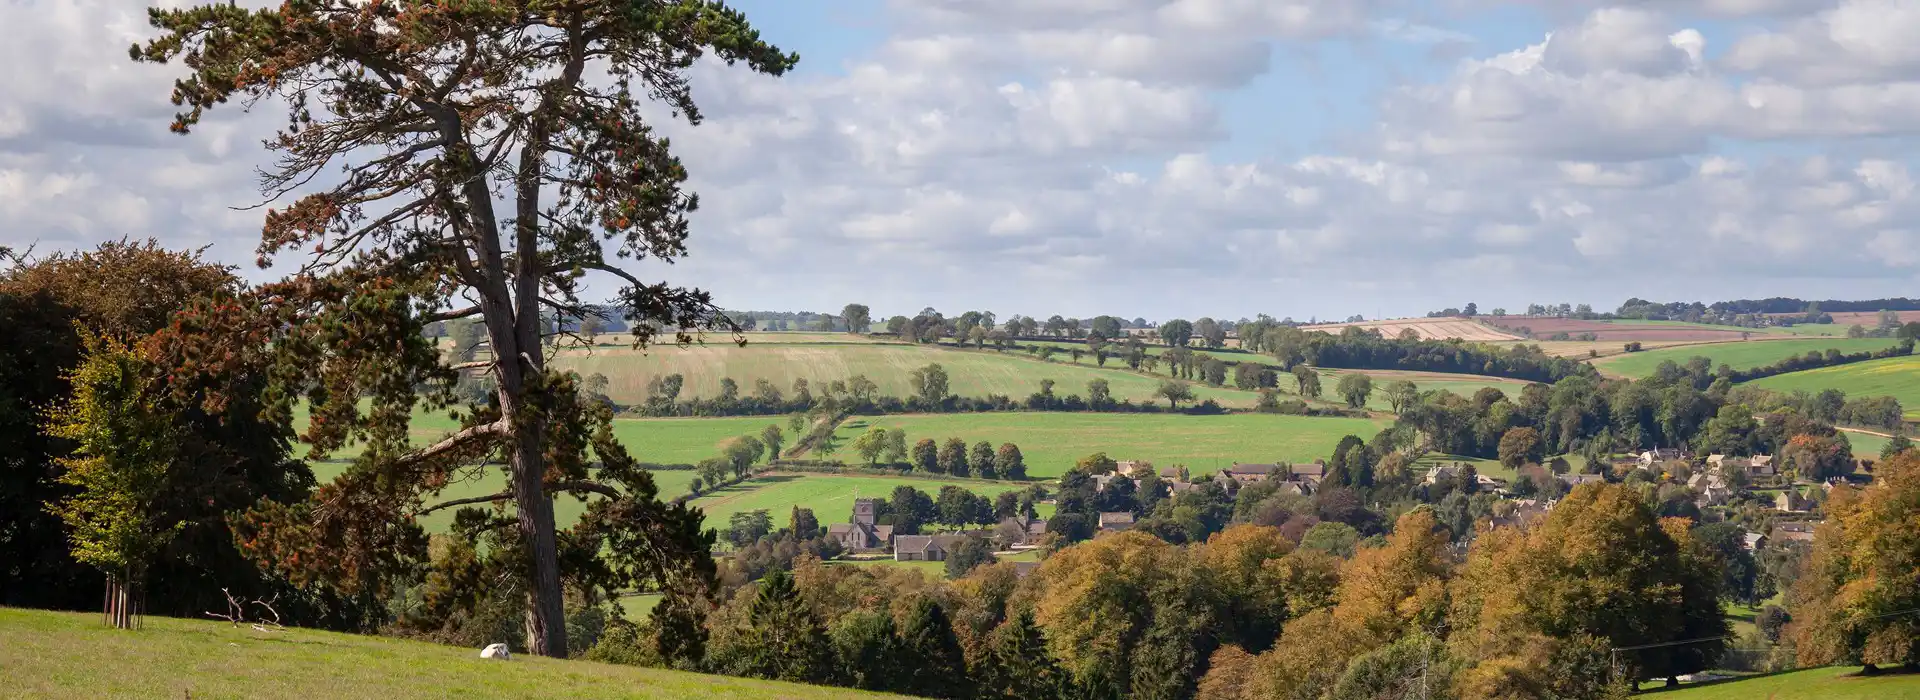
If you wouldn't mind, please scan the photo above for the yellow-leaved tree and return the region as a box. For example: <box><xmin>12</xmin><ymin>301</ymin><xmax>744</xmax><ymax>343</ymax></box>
<box><xmin>44</xmin><ymin>331</ymin><xmax>183</xmax><ymax>629</ymax></box>
<box><xmin>1788</xmin><ymin>448</ymin><xmax>1920</xmax><ymax>671</ymax></box>
<box><xmin>1448</xmin><ymin>482</ymin><xmax>1724</xmax><ymax>695</ymax></box>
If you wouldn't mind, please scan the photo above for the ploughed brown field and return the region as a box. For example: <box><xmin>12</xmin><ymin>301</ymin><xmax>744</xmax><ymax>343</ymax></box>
<box><xmin>1770</xmin><ymin>310</ymin><xmax>1920</xmax><ymax>326</ymax></box>
<box><xmin>1298</xmin><ymin>317</ymin><xmax>1523</xmax><ymax>342</ymax></box>
<box><xmin>1484</xmin><ymin>316</ymin><xmax>1755</xmax><ymax>341</ymax></box>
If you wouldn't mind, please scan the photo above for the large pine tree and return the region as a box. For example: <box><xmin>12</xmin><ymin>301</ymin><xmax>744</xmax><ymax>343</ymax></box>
<box><xmin>132</xmin><ymin>0</ymin><xmax>794</xmax><ymax>657</ymax></box>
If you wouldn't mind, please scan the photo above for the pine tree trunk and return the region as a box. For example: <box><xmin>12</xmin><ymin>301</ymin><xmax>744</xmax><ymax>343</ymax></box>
<box><xmin>483</xmin><ymin>295</ymin><xmax>567</xmax><ymax>658</ymax></box>
<box><xmin>511</xmin><ymin>429</ymin><xmax>566</xmax><ymax>657</ymax></box>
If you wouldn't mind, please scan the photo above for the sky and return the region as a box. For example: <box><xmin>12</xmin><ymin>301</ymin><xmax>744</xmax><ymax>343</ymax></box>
<box><xmin>2</xmin><ymin>0</ymin><xmax>1919</xmax><ymax>323</ymax></box>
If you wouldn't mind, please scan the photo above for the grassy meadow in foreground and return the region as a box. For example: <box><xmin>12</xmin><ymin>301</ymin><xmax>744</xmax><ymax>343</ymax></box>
<box><xmin>1594</xmin><ymin>338</ymin><xmax>1900</xmax><ymax>378</ymax></box>
<box><xmin>0</xmin><ymin>607</ymin><xmax>895</xmax><ymax>700</ymax></box>
<box><xmin>1747</xmin><ymin>355</ymin><xmax>1920</xmax><ymax>421</ymax></box>
<box><xmin>1647</xmin><ymin>667</ymin><xmax>1920</xmax><ymax>699</ymax></box>
<box><xmin>834</xmin><ymin>412</ymin><xmax>1390</xmax><ymax>478</ymax></box>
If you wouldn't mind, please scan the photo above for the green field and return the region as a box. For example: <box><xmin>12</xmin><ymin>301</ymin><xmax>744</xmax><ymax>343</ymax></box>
<box><xmin>0</xmin><ymin>607</ymin><xmax>896</xmax><ymax>700</ymax></box>
<box><xmin>690</xmin><ymin>472</ymin><xmax>1039</xmax><ymax>530</ymax></box>
<box><xmin>1649</xmin><ymin>667</ymin><xmax>1920</xmax><ymax>699</ymax></box>
<box><xmin>832</xmin><ymin>413</ymin><xmax>1389</xmax><ymax>478</ymax></box>
<box><xmin>1748</xmin><ymin>355</ymin><xmax>1920</xmax><ymax>421</ymax></box>
<box><xmin>1595</xmin><ymin>339</ymin><xmax>1900</xmax><ymax>378</ymax></box>
<box><xmin>303</xmin><ymin>413</ymin><xmax>795</xmax><ymax>532</ymax></box>
<box><xmin>992</xmin><ymin>340</ymin><xmax>1528</xmax><ymax>411</ymax></box>
<box><xmin>551</xmin><ymin>341</ymin><xmax>1269</xmax><ymax>408</ymax></box>
<box><xmin>1842</xmin><ymin>430</ymin><xmax>1893</xmax><ymax>459</ymax></box>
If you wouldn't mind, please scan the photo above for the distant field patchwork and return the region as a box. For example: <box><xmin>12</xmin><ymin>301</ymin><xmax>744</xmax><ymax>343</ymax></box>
<box><xmin>832</xmin><ymin>412</ymin><xmax>1389</xmax><ymax>478</ymax></box>
<box><xmin>1486</xmin><ymin>316</ymin><xmax>1795</xmax><ymax>342</ymax></box>
<box><xmin>551</xmin><ymin>342</ymin><xmax>1267</xmax><ymax>408</ymax></box>
<box><xmin>1594</xmin><ymin>338</ymin><xmax>1900</xmax><ymax>378</ymax></box>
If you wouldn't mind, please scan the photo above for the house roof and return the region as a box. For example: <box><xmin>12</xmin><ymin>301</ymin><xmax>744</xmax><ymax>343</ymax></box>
<box><xmin>1289</xmin><ymin>464</ymin><xmax>1325</xmax><ymax>478</ymax></box>
<box><xmin>827</xmin><ymin>523</ymin><xmax>856</xmax><ymax>535</ymax></box>
<box><xmin>894</xmin><ymin>535</ymin><xmax>935</xmax><ymax>554</ymax></box>
<box><xmin>1098</xmin><ymin>512</ymin><xmax>1136</xmax><ymax>527</ymax></box>
<box><xmin>1228</xmin><ymin>463</ymin><xmax>1278</xmax><ymax>475</ymax></box>
<box><xmin>1158</xmin><ymin>467</ymin><xmax>1182</xmax><ymax>479</ymax></box>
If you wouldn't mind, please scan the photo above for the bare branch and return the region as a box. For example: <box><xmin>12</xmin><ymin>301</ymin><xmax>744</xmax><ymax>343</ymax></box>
<box><xmin>417</xmin><ymin>480</ymin><xmax>622</xmax><ymax>516</ymax></box>
<box><xmin>424</xmin><ymin>305</ymin><xmax>483</xmax><ymax>324</ymax></box>
<box><xmin>396</xmin><ymin>420</ymin><xmax>509</xmax><ymax>468</ymax></box>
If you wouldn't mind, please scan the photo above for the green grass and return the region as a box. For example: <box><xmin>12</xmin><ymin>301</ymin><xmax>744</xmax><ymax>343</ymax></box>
<box><xmin>691</xmin><ymin>472</ymin><xmax>1038</xmax><ymax>530</ymax></box>
<box><xmin>303</xmin><ymin>413</ymin><xmax>795</xmax><ymax>532</ymax></box>
<box><xmin>989</xmin><ymin>340</ymin><xmax>1529</xmax><ymax>412</ymax></box>
<box><xmin>1647</xmin><ymin>667</ymin><xmax>1920</xmax><ymax>699</ymax></box>
<box><xmin>1594</xmin><ymin>339</ymin><xmax>1900</xmax><ymax>378</ymax></box>
<box><xmin>832</xmin><ymin>548</ymin><xmax>1043</xmax><ymax>577</ymax></box>
<box><xmin>1748</xmin><ymin>355</ymin><xmax>1920</xmax><ymax>421</ymax></box>
<box><xmin>0</xmin><ymin>607</ymin><xmax>898</xmax><ymax>700</ymax></box>
<box><xmin>832</xmin><ymin>413</ymin><xmax>1389</xmax><ymax>478</ymax></box>
<box><xmin>1845</xmin><ymin>430</ymin><xmax>1892</xmax><ymax>459</ymax></box>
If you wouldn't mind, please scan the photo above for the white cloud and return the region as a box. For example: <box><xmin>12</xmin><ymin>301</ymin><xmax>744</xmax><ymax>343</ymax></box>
<box><xmin>1540</xmin><ymin>8</ymin><xmax>1700</xmax><ymax>77</ymax></box>
<box><xmin>1724</xmin><ymin>0</ymin><xmax>1920</xmax><ymax>85</ymax></box>
<box><xmin>3</xmin><ymin>0</ymin><xmax>1919</xmax><ymax>320</ymax></box>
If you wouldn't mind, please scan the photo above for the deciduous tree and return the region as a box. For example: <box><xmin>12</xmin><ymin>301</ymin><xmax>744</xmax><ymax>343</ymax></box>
<box><xmin>44</xmin><ymin>333</ymin><xmax>184</xmax><ymax>628</ymax></box>
<box><xmin>1336</xmin><ymin>373</ymin><xmax>1373</xmax><ymax>409</ymax></box>
<box><xmin>1788</xmin><ymin>451</ymin><xmax>1920</xmax><ymax>671</ymax></box>
<box><xmin>840</xmin><ymin>304</ymin><xmax>871</xmax><ymax>334</ymax></box>
<box><xmin>996</xmin><ymin>444</ymin><xmax>1027</xmax><ymax>481</ymax></box>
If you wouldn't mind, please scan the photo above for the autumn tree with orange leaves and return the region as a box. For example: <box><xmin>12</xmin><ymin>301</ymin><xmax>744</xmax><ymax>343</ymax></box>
<box><xmin>132</xmin><ymin>0</ymin><xmax>795</xmax><ymax>657</ymax></box>
<box><xmin>1787</xmin><ymin>449</ymin><xmax>1920</xmax><ymax>671</ymax></box>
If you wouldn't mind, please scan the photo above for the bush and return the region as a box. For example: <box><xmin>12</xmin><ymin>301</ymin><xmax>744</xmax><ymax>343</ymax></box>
<box><xmin>586</xmin><ymin>619</ymin><xmax>664</xmax><ymax>667</ymax></box>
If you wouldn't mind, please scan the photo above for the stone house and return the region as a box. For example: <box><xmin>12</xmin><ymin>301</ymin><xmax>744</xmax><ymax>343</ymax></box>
<box><xmin>1775</xmin><ymin>489</ymin><xmax>1813</xmax><ymax>513</ymax></box>
<box><xmin>1097</xmin><ymin>511</ymin><xmax>1136</xmax><ymax>533</ymax></box>
<box><xmin>1219</xmin><ymin>463</ymin><xmax>1279</xmax><ymax>485</ymax></box>
<box><xmin>894</xmin><ymin>533</ymin><xmax>972</xmax><ymax>562</ymax></box>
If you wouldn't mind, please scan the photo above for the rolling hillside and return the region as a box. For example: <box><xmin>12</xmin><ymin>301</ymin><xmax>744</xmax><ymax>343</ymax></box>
<box><xmin>1747</xmin><ymin>355</ymin><xmax>1920</xmax><ymax>421</ymax></box>
<box><xmin>1593</xmin><ymin>338</ymin><xmax>1901</xmax><ymax>378</ymax></box>
<box><xmin>0</xmin><ymin>607</ymin><xmax>896</xmax><ymax>700</ymax></box>
<box><xmin>550</xmin><ymin>341</ymin><xmax>1267</xmax><ymax>408</ymax></box>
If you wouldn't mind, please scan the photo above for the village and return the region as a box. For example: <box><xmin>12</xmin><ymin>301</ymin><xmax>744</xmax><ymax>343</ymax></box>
<box><xmin>814</xmin><ymin>446</ymin><xmax>1843</xmax><ymax>568</ymax></box>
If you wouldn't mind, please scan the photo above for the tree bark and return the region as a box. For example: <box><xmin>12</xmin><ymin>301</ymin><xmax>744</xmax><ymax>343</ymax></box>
<box><xmin>488</xmin><ymin>322</ymin><xmax>566</xmax><ymax>657</ymax></box>
<box><xmin>509</xmin><ymin>423</ymin><xmax>566</xmax><ymax>657</ymax></box>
